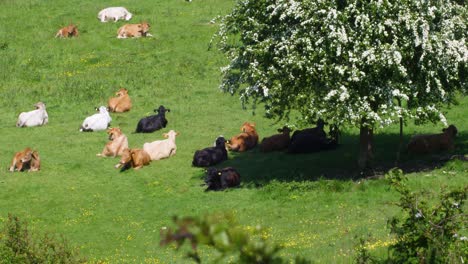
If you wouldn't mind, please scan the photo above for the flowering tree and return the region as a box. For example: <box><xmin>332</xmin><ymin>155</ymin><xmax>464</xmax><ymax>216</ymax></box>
<box><xmin>215</xmin><ymin>0</ymin><xmax>467</xmax><ymax>169</ymax></box>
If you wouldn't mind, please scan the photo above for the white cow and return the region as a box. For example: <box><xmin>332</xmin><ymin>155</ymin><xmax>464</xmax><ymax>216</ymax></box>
<box><xmin>97</xmin><ymin>7</ymin><xmax>132</xmax><ymax>22</ymax></box>
<box><xmin>16</xmin><ymin>102</ymin><xmax>49</xmax><ymax>127</ymax></box>
<box><xmin>143</xmin><ymin>130</ymin><xmax>179</xmax><ymax>161</ymax></box>
<box><xmin>80</xmin><ymin>106</ymin><xmax>112</xmax><ymax>132</ymax></box>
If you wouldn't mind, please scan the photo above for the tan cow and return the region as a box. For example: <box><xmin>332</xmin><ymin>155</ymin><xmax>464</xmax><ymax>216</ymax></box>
<box><xmin>227</xmin><ymin>122</ymin><xmax>259</xmax><ymax>152</ymax></box>
<box><xmin>9</xmin><ymin>148</ymin><xmax>41</xmax><ymax>172</ymax></box>
<box><xmin>117</xmin><ymin>22</ymin><xmax>152</xmax><ymax>39</ymax></box>
<box><xmin>108</xmin><ymin>88</ymin><xmax>132</xmax><ymax>113</ymax></box>
<box><xmin>115</xmin><ymin>148</ymin><xmax>151</xmax><ymax>171</ymax></box>
<box><xmin>97</xmin><ymin>128</ymin><xmax>129</xmax><ymax>157</ymax></box>
<box><xmin>55</xmin><ymin>24</ymin><xmax>79</xmax><ymax>38</ymax></box>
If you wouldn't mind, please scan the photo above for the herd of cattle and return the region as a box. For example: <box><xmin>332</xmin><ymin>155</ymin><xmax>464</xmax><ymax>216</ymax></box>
<box><xmin>9</xmin><ymin>5</ymin><xmax>461</xmax><ymax>190</ymax></box>
<box><xmin>10</xmin><ymin>87</ymin><xmax>459</xmax><ymax>190</ymax></box>
<box><xmin>55</xmin><ymin>7</ymin><xmax>152</xmax><ymax>39</ymax></box>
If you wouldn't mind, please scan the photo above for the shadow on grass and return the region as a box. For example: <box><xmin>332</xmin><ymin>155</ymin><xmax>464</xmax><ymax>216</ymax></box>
<box><xmin>203</xmin><ymin>131</ymin><xmax>467</xmax><ymax>187</ymax></box>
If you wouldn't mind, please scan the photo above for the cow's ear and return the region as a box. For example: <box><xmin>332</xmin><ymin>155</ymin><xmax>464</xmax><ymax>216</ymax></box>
<box><xmin>176</xmin><ymin>132</ymin><xmax>180</xmax><ymax>136</ymax></box>
<box><xmin>32</xmin><ymin>151</ymin><xmax>39</xmax><ymax>160</ymax></box>
<box><xmin>163</xmin><ymin>133</ymin><xmax>168</xmax><ymax>138</ymax></box>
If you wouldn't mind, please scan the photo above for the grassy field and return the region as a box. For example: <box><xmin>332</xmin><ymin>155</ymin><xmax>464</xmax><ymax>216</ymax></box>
<box><xmin>0</xmin><ymin>0</ymin><xmax>467</xmax><ymax>263</ymax></box>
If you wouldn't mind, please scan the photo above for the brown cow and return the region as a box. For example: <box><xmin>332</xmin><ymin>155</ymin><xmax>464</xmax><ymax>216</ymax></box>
<box><xmin>55</xmin><ymin>24</ymin><xmax>79</xmax><ymax>38</ymax></box>
<box><xmin>117</xmin><ymin>22</ymin><xmax>152</xmax><ymax>39</ymax></box>
<box><xmin>108</xmin><ymin>88</ymin><xmax>132</xmax><ymax>113</ymax></box>
<box><xmin>227</xmin><ymin>122</ymin><xmax>259</xmax><ymax>152</ymax></box>
<box><xmin>9</xmin><ymin>148</ymin><xmax>41</xmax><ymax>172</ymax></box>
<box><xmin>260</xmin><ymin>126</ymin><xmax>291</xmax><ymax>152</ymax></box>
<box><xmin>115</xmin><ymin>148</ymin><xmax>151</xmax><ymax>171</ymax></box>
<box><xmin>97</xmin><ymin>127</ymin><xmax>129</xmax><ymax>157</ymax></box>
<box><xmin>407</xmin><ymin>124</ymin><xmax>458</xmax><ymax>154</ymax></box>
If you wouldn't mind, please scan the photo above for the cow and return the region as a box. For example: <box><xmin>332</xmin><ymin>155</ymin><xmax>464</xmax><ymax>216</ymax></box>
<box><xmin>135</xmin><ymin>105</ymin><xmax>170</xmax><ymax>133</ymax></box>
<box><xmin>203</xmin><ymin>167</ymin><xmax>241</xmax><ymax>191</ymax></box>
<box><xmin>143</xmin><ymin>130</ymin><xmax>179</xmax><ymax>161</ymax></box>
<box><xmin>260</xmin><ymin>126</ymin><xmax>291</xmax><ymax>152</ymax></box>
<box><xmin>80</xmin><ymin>106</ymin><xmax>112</xmax><ymax>132</ymax></box>
<box><xmin>192</xmin><ymin>137</ymin><xmax>228</xmax><ymax>167</ymax></box>
<box><xmin>108</xmin><ymin>88</ymin><xmax>132</xmax><ymax>113</ymax></box>
<box><xmin>9</xmin><ymin>148</ymin><xmax>40</xmax><ymax>172</ymax></box>
<box><xmin>288</xmin><ymin>119</ymin><xmax>337</xmax><ymax>153</ymax></box>
<box><xmin>97</xmin><ymin>127</ymin><xmax>129</xmax><ymax>157</ymax></box>
<box><xmin>97</xmin><ymin>7</ymin><xmax>132</xmax><ymax>22</ymax></box>
<box><xmin>407</xmin><ymin>124</ymin><xmax>458</xmax><ymax>154</ymax></box>
<box><xmin>115</xmin><ymin>148</ymin><xmax>151</xmax><ymax>171</ymax></box>
<box><xmin>117</xmin><ymin>22</ymin><xmax>152</xmax><ymax>39</ymax></box>
<box><xmin>55</xmin><ymin>24</ymin><xmax>79</xmax><ymax>38</ymax></box>
<box><xmin>226</xmin><ymin>122</ymin><xmax>259</xmax><ymax>152</ymax></box>
<box><xmin>16</xmin><ymin>102</ymin><xmax>48</xmax><ymax>127</ymax></box>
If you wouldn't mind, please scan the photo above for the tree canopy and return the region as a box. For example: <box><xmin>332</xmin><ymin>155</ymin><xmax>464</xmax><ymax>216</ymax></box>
<box><xmin>215</xmin><ymin>0</ymin><xmax>467</xmax><ymax>129</ymax></box>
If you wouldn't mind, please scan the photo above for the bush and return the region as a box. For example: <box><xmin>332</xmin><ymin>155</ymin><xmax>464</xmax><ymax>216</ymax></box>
<box><xmin>355</xmin><ymin>169</ymin><xmax>467</xmax><ymax>263</ymax></box>
<box><xmin>0</xmin><ymin>214</ymin><xmax>85</xmax><ymax>264</ymax></box>
<box><xmin>160</xmin><ymin>212</ymin><xmax>311</xmax><ymax>264</ymax></box>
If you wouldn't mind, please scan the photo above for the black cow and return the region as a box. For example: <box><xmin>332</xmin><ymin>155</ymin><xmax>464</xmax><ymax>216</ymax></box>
<box><xmin>288</xmin><ymin>119</ymin><xmax>338</xmax><ymax>153</ymax></box>
<box><xmin>135</xmin><ymin>105</ymin><xmax>170</xmax><ymax>133</ymax></box>
<box><xmin>192</xmin><ymin>137</ymin><xmax>228</xmax><ymax>167</ymax></box>
<box><xmin>204</xmin><ymin>167</ymin><xmax>241</xmax><ymax>191</ymax></box>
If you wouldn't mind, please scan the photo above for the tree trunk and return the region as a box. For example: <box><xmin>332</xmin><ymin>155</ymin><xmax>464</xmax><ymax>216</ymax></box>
<box><xmin>358</xmin><ymin>121</ymin><xmax>374</xmax><ymax>171</ymax></box>
<box><xmin>395</xmin><ymin>98</ymin><xmax>403</xmax><ymax>166</ymax></box>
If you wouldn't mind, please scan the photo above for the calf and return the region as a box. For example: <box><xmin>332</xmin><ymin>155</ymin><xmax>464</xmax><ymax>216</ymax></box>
<box><xmin>97</xmin><ymin>127</ymin><xmax>129</xmax><ymax>157</ymax></box>
<box><xmin>135</xmin><ymin>105</ymin><xmax>170</xmax><ymax>133</ymax></box>
<box><xmin>260</xmin><ymin>126</ymin><xmax>291</xmax><ymax>152</ymax></box>
<box><xmin>226</xmin><ymin>122</ymin><xmax>259</xmax><ymax>152</ymax></box>
<box><xmin>192</xmin><ymin>137</ymin><xmax>228</xmax><ymax>167</ymax></box>
<box><xmin>407</xmin><ymin>125</ymin><xmax>458</xmax><ymax>154</ymax></box>
<box><xmin>143</xmin><ymin>130</ymin><xmax>179</xmax><ymax>161</ymax></box>
<box><xmin>97</xmin><ymin>7</ymin><xmax>132</xmax><ymax>22</ymax></box>
<box><xmin>55</xmin><ymin>24</ymin><xmax>79</xmax><ymax>38</ymax></box>
<box><xmin>288</xmin><ymin>119</ymin><xmax>337</xmax><ymax>153</ymax></box>
<box><xmin>80</xmin><ymin>106</ymin><xmax>112</xmax><ymax>132</ymax></box>
<box><xmin>9</xmin><ymin>148</ymin><xmax>40</xmax><ymax>172</ymax></box>
<box><xmin>16</xmin><ymin>102</ymin><xmax>48</xmax><ymax>127</ymax></box>
<box><xmin>117</xmin><ymin>22</ymin><xmax>152</xmax><ymax>39</ymax></box>
<box><xmin>108</xmin><ymin>88</ymin><xmax>132</xmax><ymax>113</ymax></box>
<box><xmin>115</xmin><ymin>148</ymin><xmax>151</xmax><ymax>171</ymax></box>
<box><xmin>204</xmin><ymin>167</ymin><xmax>241</xmax><ymax>191</ymax></box>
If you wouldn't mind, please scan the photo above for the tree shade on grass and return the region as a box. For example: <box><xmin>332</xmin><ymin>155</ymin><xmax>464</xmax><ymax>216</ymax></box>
<box><xmin>215</xmin><ymin>0</ymin><xmax>467</xmax><ymax>169</ymax></box>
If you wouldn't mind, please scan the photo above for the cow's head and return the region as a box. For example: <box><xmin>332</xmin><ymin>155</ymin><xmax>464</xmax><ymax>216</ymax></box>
<box><xmin>277</xmin><ymin>126</ymin><xmax>291</xmax><ymax>134</ymax></box>
<box><xmin>443</xmin><ymin>125</ymin><xmax>458</xmax><ymax>137</ymax></box>
<box><xmin>215</xmin><ymin>137</ymin><xmax>227</xmax><ymax>148</ymax></box>
<box><xmin>107</xmin><ymin>127</ymin><xmax>122</xmax><ymax>140</ymax></box>
<box><xmin>241</xmin><ymin>122</ymin><xmax>256</xmax><ymax>134</ymax></box>
<box><xmin>115</xmin><ymin>88</ymin><xmax>128</xmax><ymax>97</ymax></box>
<box><xmin>155</xmin><ymin>105</ymin><xmax>170</xmax><ymax>114</ymax></box>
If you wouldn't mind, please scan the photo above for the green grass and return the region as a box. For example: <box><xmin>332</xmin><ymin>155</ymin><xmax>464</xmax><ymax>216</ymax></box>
<box><xmin>0</xmin><ymin>0</ymin><xmax>467</xmax><ymax>263</ymax></box>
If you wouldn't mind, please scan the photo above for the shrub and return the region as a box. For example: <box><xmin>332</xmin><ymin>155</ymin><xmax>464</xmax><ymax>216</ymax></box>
<box><xmin>160</xmin><ymin>212</ymin><xmax>311</xmax><ymax>264</ymax></box>
<box><xmin>0</xmin><ymin>214</ymin><xmax>85</xmax><ymax>264</ymax></box>
<box><xmin>355</xmin><ymin>169</ymin><xmax>467</xmax><ymax>263</ymax></box>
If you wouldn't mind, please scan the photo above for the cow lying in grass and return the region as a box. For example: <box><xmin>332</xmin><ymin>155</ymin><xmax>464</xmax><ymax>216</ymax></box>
<box><xmin>288</xmin><ymin>119</ymin><xmax>338</xmax><ymax>153</ymax></box>
<box><xmin>9</xmin><ymin>148</ymin><xmax>40</xmax><ymax>172</ymax></box>
<box><xmin>115</xmin><ymin>148</ymin><xmax>151</xmax><ymax>171</ymax></box>
<box><xmin>407</xmin><ymin>124</ymin><xmax>458</xmax><ymax>154</ymax></box>
<box><xmin>135</xmin><ymin>105</ymin><xmax>170</xmax><ymax>133</ymax></box>
<box><xmin>97</xmin><ymin>128</ymin><xmax>128</xmax><ymax>157</ymax></box>
<box><xmin>192</xmin><ymin>137</ymin><xmax>228</xmax><ymax>167</ymax></box>
<box><xmin>98</xmin><ymin>7</ymin><xmax>132</xmax><ymax>22</ymax></box>
<box><xmin>203</xmin><ymin>167</ymin><xmax>241</xmax><ymax>191</ymax></box>
<box><xmin>226</xmin><ymin>122</ymin><xmax>259</xmax><ymax>152</ymax></box>
<box><xmin>80</xmin><ymin>106</ymin><xmax>112</xmax><ymax>132</ymax></box>
<box><xmin>117</xmin><ymin>22</ymin><xmax>152</xmax><ymax>39</ymax></box>
<box><xmin>108</xmin><ymin>88</ymin><xmax>132</xmax><ymax>113</ymax></box>
<box><xmin>260</xmin><ymin>126</ymin><xmax>291</xmax><ymax>152</ymax></box>
<box><xmin>55</xmin><ymin>24</ymin><xmax>79</xmax><ymax>38</ymax></box>
<box><xmin>143</xmin><ymin>130</ymin><xmax>179</xmax><ymax>161</ymax></box>
<box><xmin>16</xmin><ymin>102</ymin><xmax>48</xmax><ymax>127</ymax></box>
